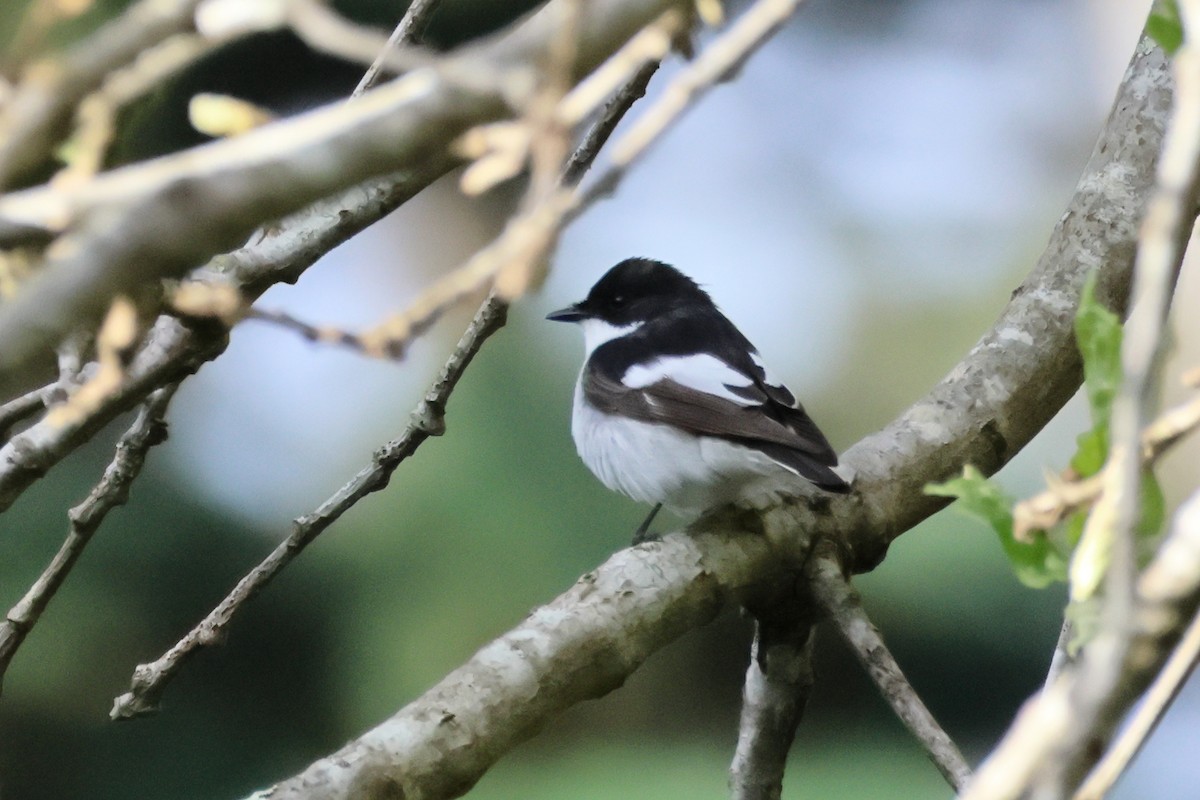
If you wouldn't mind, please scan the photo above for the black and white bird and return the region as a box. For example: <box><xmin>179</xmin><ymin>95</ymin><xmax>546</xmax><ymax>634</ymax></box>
<box><xmin>547</xmin><ymin>258</ymin><xmax>850</xmax><ymax>532</ymax></box>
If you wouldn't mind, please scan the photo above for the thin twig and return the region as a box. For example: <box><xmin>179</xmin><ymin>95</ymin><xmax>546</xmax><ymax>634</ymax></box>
<box><xmin>561</xmin><ymin>58</ymin><xmax>659</xmax><ymax>186</ymax></box>
<box><xmin>1074</xmin><ymin>609</ymin><xmax>1200</xmax><ymax>800</ymax></box>
<box><xmin>1016</xmin><ymin>372</ymin><xmax>1200</xmax><ymax>539</ymax></box>
<box><xmin>110</xmin><ymin>301</ymin><xmax>506</xmax><ymax>719</ymax></box>
<box><xmin>805</xmin><ymin>541</ymin><xmax>973</xmax><ymax>792</ymax></box>
<box><xmin>730</xmin><ymin>600</ymin><xmax>816</xmax><ymax>800</ymax></box>
<box><xmin>110</xmin><ymin>32</ymin><xmax>663</xmax><ymax>719</ymax></box>
<box><xmin>0</xmin><ymin>386</ymin><xmax>175</xmax><ymax>692</ymax></box>
<box><xmin>0</xmin><ymin>381</ymin><xmax>56</xmax><ymax>440</ymax></box>
<box><xmin>352</xmin><ymin>0</ymin><xmax>443</xmax><ymax>96</ymax></box>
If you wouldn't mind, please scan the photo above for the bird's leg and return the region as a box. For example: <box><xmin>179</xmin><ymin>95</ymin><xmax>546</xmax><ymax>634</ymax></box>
<box><xmin>631</xmin><ymin>503</ymin><xmax>663</xmax><ymax>545</ymax></box>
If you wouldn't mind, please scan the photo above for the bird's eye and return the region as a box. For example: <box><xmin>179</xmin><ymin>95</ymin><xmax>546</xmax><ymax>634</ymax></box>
<box><xmin>611</xmin><ymin>294</ymin><xmax>626</xmax><ymax>307</ymax></box>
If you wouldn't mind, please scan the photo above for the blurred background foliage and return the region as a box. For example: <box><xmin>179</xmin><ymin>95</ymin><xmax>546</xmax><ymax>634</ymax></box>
<box><xmin>1</xmin><ymin>0</ymin><xmax>1197</xmax><ymax>799</ymax></box>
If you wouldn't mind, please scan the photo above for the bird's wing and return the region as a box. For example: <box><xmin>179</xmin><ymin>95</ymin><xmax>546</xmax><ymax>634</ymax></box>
<box><xmin>584</xmin><ymin>356</ymin><xmax>835</xmax><ymax>463</ymax></box>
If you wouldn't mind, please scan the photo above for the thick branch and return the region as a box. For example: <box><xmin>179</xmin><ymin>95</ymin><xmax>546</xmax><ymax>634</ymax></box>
<box><xmin>963</xmin><ymin>15</ymin><xmax>1200</xmax><ymax>798</ymax></box>
<box><xmin>831</xmin><ymin>37</ymin><xmax>1172</xmax><ymax>574</ymax></box>
<box><xmin>245</xmin><ymin>531</ymin><xmax>787</xmax><ymax>800</ymax></box>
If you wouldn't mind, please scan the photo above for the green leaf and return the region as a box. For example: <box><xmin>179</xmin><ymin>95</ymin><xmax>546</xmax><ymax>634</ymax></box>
<box><xmin>1070</xmin><ymin>426</ymin><xmax>1108</xmax><ymax>476</ymax></box>
<box><xmin>1149</xmin><ymin>0</ymin><xmax>1184</xmax><ymax>56</ymax></box>
<box><xmin>927</xmin><ymin>466</ymin><xmax>1068</xmax><ymax>588</ymax></box>
<box><xmin>1074</xmin><ymin>272</ymin><xmax>1123</xmax><ymax>449</ymax></box>
<box><xmin>1138</xmin><ymin>470</ymin><xmax>1166</xmax><ymax>541</ymax></box>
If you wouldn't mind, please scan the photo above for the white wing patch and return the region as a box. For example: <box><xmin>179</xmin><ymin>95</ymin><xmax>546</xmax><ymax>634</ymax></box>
<box><xmin>622</xmin><ymin>353</ymin><xmax>758</xmax><ymax>406</ymax></box>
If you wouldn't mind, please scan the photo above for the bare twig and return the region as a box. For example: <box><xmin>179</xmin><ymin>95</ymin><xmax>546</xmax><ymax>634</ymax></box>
<box><xmin>111</xmin><ymin>32</ymin><xmax>664</xmax><ymax>719</ymax></box>
<box><xmin>1074</xmin><ymin>608</ymin><xmax>1200</xmax><ymax>800</ymax></box>
<box><xmin>805</xmin><ymin>541</ymin><xmax>973</xmax><ymax>791</ymax></box>
<box><xmin>352</xmin><ymin>0</ymin><xmax>444</xmax><ymax>96</ymax></box>
<box><xmin>0</xmin><ymin>381</ymin><xmax>56</xmax><ymax>440</ymax></box>
<box><xmin>0</xmin><ymin>386</ymin><xmax>175</xmax><ymax>692</ymax></box>
<box><xmin>561</xmin><ymin>58</ymin><xmax>659</xmax><ymax>186</ymax></box>
<box><xmin>110</xmin><ymin>300</ymin><xmax>507</xmax><ymax>719</ymax></box>
<box><xmin>1015</xmin><ymin>374</ymin><xmax>1200</xmax><ymax>538</ymax></box>
<box><xmin>730</xmin><ymin>600</ymin><xmax>816</xmax><ymax>800</ymax></box>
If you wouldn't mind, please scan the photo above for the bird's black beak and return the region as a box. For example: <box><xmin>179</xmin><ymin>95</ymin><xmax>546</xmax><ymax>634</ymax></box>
<box><xmin>546</xmin><ymin>303</ymin><xmax>587</xmax><ymax>323</ymax></box>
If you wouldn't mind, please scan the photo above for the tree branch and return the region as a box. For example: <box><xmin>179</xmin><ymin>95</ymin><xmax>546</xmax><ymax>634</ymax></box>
<box><xmin>961</xmin><ymin>12</ymin><xmax>1200</xmax><ymax>797</ymax></box>
<box><xmin>0</xmin><ymin>386</ymin><xmax>175</xmax><ymax>691</ymax></box>
<box><xmin>351</xmin><ymin>0</ymin><xmax>444</xmax><ymax>96</ymax></box>
<box><xmin>830</xmin><ymin>36</ymin><xmax>1173</xmax><ymax>575</ymax></box>
<box><xmin>111</xmin><ymin>300</ymin><xmax>505</xmax><ymax>719</ymax></box>
<box><xmin>243</xmin><ymin>530</ymin><xmax>789</xmax><ymax>800</ymax></box>
<box><xmin>729</xmin><ymin>597</ymin><xmax>816</xmax><ymax>800</ymax></box>
<box><xmin>805</xmin><ymin>541</ymin><xmax>972</xmax><ymax>791</ymax></box>
<box><xmin>1074</xmin><ymin>608</ymin><xmax>1200</xmax><ymax>800</ymax></box>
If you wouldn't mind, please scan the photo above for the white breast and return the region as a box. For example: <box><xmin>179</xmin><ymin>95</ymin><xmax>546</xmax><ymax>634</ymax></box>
<box><xmin>570</xmin><ymin>377</ymin><xmax>798</xmax><ymax>518</ymax></box>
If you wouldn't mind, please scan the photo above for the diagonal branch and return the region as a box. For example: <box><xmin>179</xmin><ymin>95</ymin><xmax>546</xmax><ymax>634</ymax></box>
<box><xmin>961</xmin><ymin>488</ymin><xmax>1200</xmax><ymax>800</ymax></box>
<box><xmin>1074</xmin><ymin>607</ymin><xmax>1200</xmax><ymax>800</ymax></box>
<box><xmin>244</xmin><ymin>529</ymin><xmax>790</xmax><ymax>800</ymax></box>
<box><xmin>111</xmin><ymin>300</ymin><xmax>505</xmax><ymax>719</ymax></box>
<box><xmin>805</xmin><ymin>541</ymin><xmax>972</xmax><ymax>791</ymax></box>
<box><xmin>352</xmin><ymin>0</ymin><xmax>444</xmax><ymax>96</ymax></box>
<box><xmin>0</xmin><ymin>386</ymin><xmax>175</xmax><ymax>692</ymax></box>
<box><xmin>961</xmin><ymin>10</ymin><xmax>1200</xmax><ymax>797</ymax></box>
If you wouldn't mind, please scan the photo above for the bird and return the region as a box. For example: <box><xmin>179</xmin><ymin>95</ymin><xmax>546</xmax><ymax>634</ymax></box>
<box><xmin>547</xmin><ymin>257</ymin><xmax>850</xmax><ymax>538</ymax></box>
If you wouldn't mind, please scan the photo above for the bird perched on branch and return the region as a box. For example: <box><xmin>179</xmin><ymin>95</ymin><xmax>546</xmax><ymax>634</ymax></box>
<box><xmin>548</xmin><ymin>258</ymin><xmax>850</xmax><ymax>539</ymax></box>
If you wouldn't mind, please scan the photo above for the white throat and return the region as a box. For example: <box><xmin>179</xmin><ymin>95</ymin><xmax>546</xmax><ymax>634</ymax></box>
<box><xmin>579</xmin><ymin>318</ymin><xmax>642</xmax><ymax>358</ymax></box>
